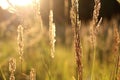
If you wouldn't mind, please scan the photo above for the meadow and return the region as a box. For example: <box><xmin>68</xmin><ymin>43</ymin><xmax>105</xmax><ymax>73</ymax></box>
<box><xmin>0</xmin><ymin>0</ymin><xmax>120</xmax><ymax>80</ymax></box>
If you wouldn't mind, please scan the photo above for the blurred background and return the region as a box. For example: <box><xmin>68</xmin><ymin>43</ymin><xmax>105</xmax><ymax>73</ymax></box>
<box><xmin>0</xmin><ymin>0</ymin><xmax>120</xmax><ymax>80</ymax></box>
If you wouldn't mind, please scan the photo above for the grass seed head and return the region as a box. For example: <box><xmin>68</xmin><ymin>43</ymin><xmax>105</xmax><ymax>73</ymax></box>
<box><xmin>17</xmin><ymin>25</ymin><xmax>24</xmax><ymax>60</ymax></box>
<box><xmin>9</xmin><ymin>58</ymin><xmax>16</xmax><ymax>80</ymax></box>
<box><xmin>49</xmin><ymin>10</ymin><xmax>56</xmax><ymax>58</ymax></box>
<box><xmin>30</xmin><ymin>68</ymin><xmax>36</xmax><ymax>80</ymax></box>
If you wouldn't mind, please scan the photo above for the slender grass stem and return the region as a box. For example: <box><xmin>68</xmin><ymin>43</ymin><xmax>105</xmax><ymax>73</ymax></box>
<box><xmin>91</xmin><ymin>46</ymin><xmax>96</xmax><ymax>80</ymax></box>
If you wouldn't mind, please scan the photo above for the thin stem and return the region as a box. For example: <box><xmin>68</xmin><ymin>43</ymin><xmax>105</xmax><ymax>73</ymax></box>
<box><xmin>115</xmin><ymin>54</ymin><xmax>120</xmax><ymax>80</ymax></box>
<box><xmin>20</xmin><ymin>58</ymin><xmax>23</xmax><ymax>73</ymax></box>
<box><xmin>91</xmin><ymin>45</ymin><xmax>96</xmax><ymax>80</ymax></box>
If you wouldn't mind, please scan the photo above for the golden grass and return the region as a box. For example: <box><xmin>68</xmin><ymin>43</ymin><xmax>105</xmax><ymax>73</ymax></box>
<box><xmin>0</xmin><ymin>0</ymin><xmax>119</xmax><ymax>80</ymax></box>
<box><xmin>9</xmin><ymin>58</ymin><xmax>16</xmax><ymax>80</ymax></box>
<box><xmin>70</xmin><ymin>0</ymin><xmax>83</xmax><ymax>80</ymax></box>
<box><xmin>49</xmin><ymin>10</ymin><xmax>56</xmax><ymax>58</ymax></box>
<box><xmin>17</xmin><ymin>25</ymin><xmax>24</xmax><ymax>72</ymax></box>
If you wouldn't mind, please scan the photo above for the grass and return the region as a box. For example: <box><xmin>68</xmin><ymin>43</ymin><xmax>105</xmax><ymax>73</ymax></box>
<box><xmin>0</xmin><ymin>25</ymin><xmax>119</xmax><ymax>80</ymax></box>
<box><xmin>0</xmin><ymin>0</ymin><xmax>120</xmax><ymax>80</ymax></box>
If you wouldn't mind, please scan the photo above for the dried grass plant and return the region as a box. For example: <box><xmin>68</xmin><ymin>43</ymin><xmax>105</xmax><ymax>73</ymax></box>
<box><xmin>49</xmin><ymin>10</ymin><xmax>56</xmax><ymax>58</ymax></box>
<box><xmin>70</xmin><ymin>0</ymin><xmax>82</xmax><ymax>80</ymax></box>
<box><xmin>90</xmin><ymin>0</ymin><xmax>102</xmax><ymax>79</ymax></box>
<box><xmin>9</xmin><ymin>58</ymin><xmax>16</xmax><ymax>80</ymax></box>
<box><xmin>17</xmin><ymin>25</ymin><xmax>24</xmax><ymax>72</ymax></box>
<box><xmin>90</xmin><ymin>0</ymin><xmax>102</xmax><ymax>47</ymax></box>
<box><xmin>111</xmin><ymin>21</ymin><xmax>120</xmax><ymax>80</ymax></box>
<box><xmin>30</xmin><ymin>68</ymin><xmax>36</xmax><ymax>80</ymax></box>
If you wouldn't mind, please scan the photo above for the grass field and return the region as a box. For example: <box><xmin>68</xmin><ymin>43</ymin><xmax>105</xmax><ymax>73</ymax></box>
<box><xmin>0</xmin><ymin>0</ymin><xmax>120</xmax><ymax>80</ymax></box>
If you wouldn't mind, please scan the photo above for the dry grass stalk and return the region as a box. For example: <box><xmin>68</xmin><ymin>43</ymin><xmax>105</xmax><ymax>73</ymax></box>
<box><xmin>17</xmin><ymin>25</ymin><xmax>24</xmax><ymax>72</ymax></box>
<box><xmin>90</xmin><ymin>0</ymin><xmax>102</xmax><ymax>80</ymax></box>
<box><xmin>30</xmin><ymin>68</ymin><xmax>36</xmax><ymax>80</ymax></box>
<box><xmin>33</xmin><ymin>0</ymin><xmax>41</xmax><ymax>17</ymax></box>
<box><xmin>72</xmin><ymin>76</ymin><xmax>76</xmax><ymax>80</ymax></box>
<box><xmin>95</xmin><ymin>17</ymin><xmax>102</xmax><ymax>34</ymax></box>
<box><xmin>9</xmin><ymin>58</ymin><xmax>16</xmax><ymax>80</ymax></box>
<box><xmin>49</xmin><ymin>10</ymin><xmax>56</xmax><ymax>58</ymax></box>
<box><xmin>70</xmin><ymin>0</ymin><xmax>82</xmax><ymax>80</ymax></box>
<box><xmin>112</xmin><ymin>22</ymin><xmax>120</xmax><ymax>80</ymax></box>
<box><xmin>117</xmin><ymin>57</ymin><xmax>120</xmax><ymax>80</ymax></box>
<box><xmin>113</xmin><ymin>26</ymin><xmax>120</xmax><ymax>55</ymax></box>
<box><xmin>90</xmin><ymin>0</ymin><xmax>101</xmax><ymax>47</ymax></box>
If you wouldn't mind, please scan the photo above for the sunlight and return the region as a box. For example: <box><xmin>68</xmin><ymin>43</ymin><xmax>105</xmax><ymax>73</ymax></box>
<box><xmin>117</xmin><ymin>0</ymin><xmax>120</xmax><ymax>3</ymax></box>
<box><xmin>0</xmin><ymin>0</ymin><xmax>9</xmax><ymax>9</ymax></box>
<box><xmin>0</xmin><ymin>0</ymin><xmax>40</xmax><ymax>10</ymax></box>
<box><xmin>9</xmin><ymin>0</ymin><xmax>33</xmax><ymax>6</ymax></box>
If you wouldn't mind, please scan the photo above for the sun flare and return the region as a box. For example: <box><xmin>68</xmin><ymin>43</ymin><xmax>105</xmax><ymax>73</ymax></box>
<box><xmin>0</xmin><ymin>0</ymin><xmax>40</xmax><ymax>10</ymax></box>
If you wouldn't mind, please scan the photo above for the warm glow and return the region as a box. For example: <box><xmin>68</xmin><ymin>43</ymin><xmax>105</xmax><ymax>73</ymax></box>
<box><xmin>0</xmin><ymin>0</ymin><xmax>40</xmax><ymax>10</ymax></box>
<box><xmin>9</xmin><ymin>0</ymin><xmax>33</xmax><ymax>6</ymax></box>
<box><xmin>0</xmin><ymin>0</ymin><xmax>9</xmax><ymax>9</ymax></box>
